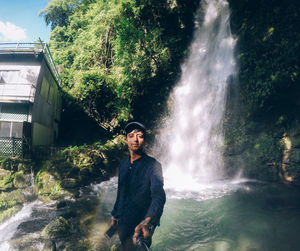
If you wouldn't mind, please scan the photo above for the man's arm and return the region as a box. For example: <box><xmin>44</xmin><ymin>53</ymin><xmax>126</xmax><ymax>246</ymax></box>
<box><xmin>133</xmin><ymin>161</ymin><xmax>166</xmax><ymax>244</ymax></box>
<box><xmin>111</xmin><ymin>168</ymin><xmax>121</xmax><ymax>219</ymax></box>
<box><xmin>144</xmin><ymin>161</ymin><xmax>166</xmax><ymax>225</ymax></box>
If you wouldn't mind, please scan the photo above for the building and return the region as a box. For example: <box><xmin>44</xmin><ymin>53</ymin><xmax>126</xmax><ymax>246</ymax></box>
<box><xmin>0</xmin><ymin>42</ymin><xmax>61</xmax><ymax>157</ymax></box>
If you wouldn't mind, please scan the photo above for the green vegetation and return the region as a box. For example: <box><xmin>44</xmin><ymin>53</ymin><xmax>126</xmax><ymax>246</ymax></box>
<box><xmin>42</xmin><ymin>216</ymin><xmax>72</xmax><ymax>238</ymax></box>
<box><xmin>229</xmin><ymin>0</ymin><xmax>299</xmax><ymax>123</ymax></box>
<box><xmin>0</xmin><ymin>1</ymin><xmax>299</xmax><ymax>249</ymax></box>
<box><xmin>38</xmin><ymin>0</ymin><xmax>300</xmax><ymax>181</ymax></box>
<box><xmin>0</xmin><ymin>136</ymin><xmax>127</xmax><ymax>248</ymax></box>
<box><xmin>40</xmin><ymin>0</ymin><xmax>200</xmax><ymax>138</ymax></box>
<box><xmin>225</xmin><ymin>0</ymin><xmax>300</xmax><ymax>181</ymax></box>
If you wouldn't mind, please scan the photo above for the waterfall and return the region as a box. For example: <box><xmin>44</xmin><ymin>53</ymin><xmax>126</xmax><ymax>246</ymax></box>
<box><xmin>154</xmin><ymin>0</ymin><xmax>236</xmax><ymax>191</ymax></box>
<box><xmin>0</xmin><ymin>202</ymin><xmax>38</xmax><ymax>250</ymax></box>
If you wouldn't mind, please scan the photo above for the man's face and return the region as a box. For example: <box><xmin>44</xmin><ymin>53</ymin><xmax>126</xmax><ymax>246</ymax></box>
<box><xmin>126</xmin><ymin>129</ymin><xmax>144</xmax><ymax>152</ymax></box>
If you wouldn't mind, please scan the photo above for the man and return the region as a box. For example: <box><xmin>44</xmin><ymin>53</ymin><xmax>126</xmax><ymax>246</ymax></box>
<box><xmin>109</xmin><ymin>122</ymin><xmax>166</xmax><ymax>250</ymax></box>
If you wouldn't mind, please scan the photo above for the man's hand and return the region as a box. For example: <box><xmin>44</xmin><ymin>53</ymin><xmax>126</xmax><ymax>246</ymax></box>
<box><xmin>110</xmin><ymin>217</ymin><xmax>118</xmax><ymax>227</ymax></box>
<box><xmin>132</xmin><ymin>219</ymin><xmax>151</xmax><ymax>246</ymax></box>
<box><xmin>104</xmin><ymin>217</ymin><xmax>119</xmax><ymax>240</ymax></box>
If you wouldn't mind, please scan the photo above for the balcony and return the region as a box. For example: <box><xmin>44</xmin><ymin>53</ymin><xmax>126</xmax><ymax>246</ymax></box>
<box><xmin>0</xmin><ymin>42</ymin><xmax>61</xmax><ymax>86</ymax></box>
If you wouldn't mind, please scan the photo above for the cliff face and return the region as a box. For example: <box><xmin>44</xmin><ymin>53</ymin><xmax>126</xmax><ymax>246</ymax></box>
<box><xmin>225</xmin><ymin>0</ymin><xmax>300</xmax><ymax>183</ymax></box>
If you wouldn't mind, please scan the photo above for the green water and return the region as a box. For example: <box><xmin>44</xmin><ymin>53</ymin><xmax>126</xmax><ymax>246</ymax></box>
<box><xmin>150</xmin><ymin>182</ymin><xmax>300</xmax><ymax>251</ymax></box>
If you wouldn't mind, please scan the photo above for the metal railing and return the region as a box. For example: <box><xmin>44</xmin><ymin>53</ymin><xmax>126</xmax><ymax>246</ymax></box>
<box><xmin>0</xmin><ymin>40</ymin><xmax>61</xmax><ymax>86</ymax></box>
<box><xmin>31</xmin><ymin>145</ymin><xmax>65</xmax><ymax>159</ymax></box>
<box><xmin>0</xmin><ymin>138</ymin><xmax>64</xmax><ymax>159</ymax></box>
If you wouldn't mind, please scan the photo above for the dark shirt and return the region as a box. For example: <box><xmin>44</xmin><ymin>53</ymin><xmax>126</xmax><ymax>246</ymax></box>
<box><xmin>111</xmin><ymin>153</ymin><xmax>166</xmax><ymax>227</ymax></box>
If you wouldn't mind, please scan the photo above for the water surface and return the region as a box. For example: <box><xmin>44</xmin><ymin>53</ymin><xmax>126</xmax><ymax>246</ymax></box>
<box><xmin>149</xmin><ymin>181</ymin><xmax>300</xmax><ymax>251</ymax></box>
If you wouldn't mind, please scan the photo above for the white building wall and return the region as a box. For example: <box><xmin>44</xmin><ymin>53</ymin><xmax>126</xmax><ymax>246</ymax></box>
<box><xmin>0</xmin><ymin>65</ymin><xmax>40</xmax><ymax>103</ymax></box>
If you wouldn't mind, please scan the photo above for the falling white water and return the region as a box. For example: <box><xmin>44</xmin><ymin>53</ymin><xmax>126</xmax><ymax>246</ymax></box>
<box><xmin>153</xmin><ymin>0</ymin><xmax>236</xmax><ymax>192</ymax></box>
<box><xmin>0</xmin><ymin>201</ymin><xmax>38</xmax><ymax>250</ymax></box>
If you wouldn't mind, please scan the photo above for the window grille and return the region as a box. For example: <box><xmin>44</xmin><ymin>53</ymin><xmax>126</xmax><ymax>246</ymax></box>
<box><xmin>0</xmin><ymin>103</ymin><xmax>29</xmax><ymax>121</ymax></box>
<box><xmin>0</xmin><ymin>137</ymin><xmax>23</xmax><ymax>157</ymax></box>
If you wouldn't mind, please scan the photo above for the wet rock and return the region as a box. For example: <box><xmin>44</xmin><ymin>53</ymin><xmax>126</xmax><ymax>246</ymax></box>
<box><xmin>43</xmin><ymin>240</ymin><xmax>57</xmax><ymax>251</ymax></box>
<box><xmin>292</xmin><ymin>135</ymin><xmax>300</xmax><ymax>148</ymax></box>
<box><xmin>57</xmin><ymin>200</ymin><xmax>68</xmax><ymax>209</ymax></box>
<box><xmin>61</xmin><ymin>178</ymin><xmax>78</xmax><ymax>188</ymax></box>
<box><xmin>17</xmin><ymin>162</ymin><xmax>32</xmax><ymax>173</ymax></box>
<box><xmin>13</xmin><ymin>171</ymin><xmax>32</xmax><ymax>189</ymax></box>
<box><xmin>0</xmin><ymin>138</ymin><xmax>126</xmax><ymax>249</ymax></box>
<box><xmin>290</xmin><ymin>149</ymin><xmax>300</xmax><ymax>163</ymax></box>
<box><xmin>15</xmin><ymin>218</ymin><xmax>50</xmax><ymax>237</ymax></box>
<box><xmin>67</xmin><ymin>166</ymin><xmax>81</xmax><ymax>178</ymax></box>
<box><xmin>0</xmin><ymin>169</ymin><xmax>13</xmax><ymax>191</ymax></box>
<box><xmin>0</xmin><ymin>158</ymin><xmax>19</xmax><ymax>171</ymax></box>
<box><xmin>0</xmin><ymin>189</ymin><xmax>25</xmax><ymax>210</ymax></box>
<box><xmin>79</xmin><ymin>167</ymin><xmax>91</xmax><ymax>185</ymax></box>
<box><xmin>0</xmin><ymin>168</ymin><xmax>11</xmax><ymax>177</ymax></box>
<box><xmin>0</xmin><ymin>206</ymin><xmax>20</xmax><ymax>223</ymax></box>
<box><xmin>0</xmin><ymin>189</ymin><xmax>25</xmax><ymax>222</ymax></box>
<box><xmin>35</xmin><ymin>171</ymin><xmax>61</xmax><ymax>197</ymax></box>
<box><xmin>42</xmin><ymin>216</ymin><xmax>72</xmax><ymax>238</ymax></box>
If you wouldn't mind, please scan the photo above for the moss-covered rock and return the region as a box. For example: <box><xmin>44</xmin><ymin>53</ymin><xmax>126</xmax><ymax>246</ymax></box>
<box><xmin>252</xmin><ymin>133</ymin><xmax>283</xmax><ymax>164</ymax></box>
<box><xmin>0</xmin><ymin>158</ymin><xmax>32</xmax><ymax>172</ymax></box>
<box><xmin>0</xmin><ymin>206</ymin><xmax>20</xmax><ymax>223</ymax></box>
<box><xmin>35</xmin><ymin>171</ymin><xmax>59</xmax><ymax>195</ymax></box>
<box><xmin>0</xmin><ymin>168</ymin><xmax>11</xmax><ymax>178</ymax></box>
<box><xmin>42</xmin><ymin>240</ymin><xmax>57</xmax><ymax>251</ymax></box>
<box><xmin>277</xmin><ymin>129</ymin><xmax>300</xmax><ymax>183</ymax></box>
<box><xmin>42</xmin><ymin>216</ymin><xmax>72</xmax><ymax>238</ymax></box>
<box><xmin>0</xmin><ymin>158</ymin><xmax>19</xmax><ymax>172</ymax></box>
<box><xmin>290</xmin><ymin>149</ymin><xmax>300</xmax><ymax>163</ymax></box>
<box><xmin>61</xmin><ymin>178</ymin><xmax>78</xmax><ymax>188</ymax></box>
<box><xmin>0</xmin><ymin>169</ymin><xmax>13</xmax><ymax>191</ymax></box>
<box><xmin>0</xmin><ymin>189</ymin><xmax>25</xmax><ymax>211</ymax></box>
<box><xmin>0</xmin><ymin>136</ymin><xmax>127</xmax><ymax>249</ymax></box>
<box><xmin>0</xmin><ymin>189</ymin><xmax>24</xmax><ymax>209</ymax></box>
<box><xmin>292</xmin><ymin>136</ymin><xmax>300</xmax><ymax>149</ymax></box>
<box><xmin>35</xmin><ymin>170</ymin><xmax>70</xmax><ymax>201</ymax></box>
<box><xmin>13</xmin><ymin>171</ymin><xmax>32</xmax><ymax>189</ymax></box>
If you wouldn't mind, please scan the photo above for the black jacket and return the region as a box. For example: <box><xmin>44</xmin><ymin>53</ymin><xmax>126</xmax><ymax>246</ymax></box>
<box><xmin>111</xmin><ymin>154</ymin><xmax>166</xmax><ymax>227</ymax></box>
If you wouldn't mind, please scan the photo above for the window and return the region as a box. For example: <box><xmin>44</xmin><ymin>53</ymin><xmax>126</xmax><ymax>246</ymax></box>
<box><xmin>0</xmin><ymin>121</ymin><xmax>23</xmax><ymax>138</ymax></box>
<box><xmin>0</xmin><ymin>103</ymin><xmax>29</xmax><ymax>121</ymax></box>
<box><xmin>0</xmin><ymin>122</ymin><xmax>11</xmax><ymax>137</ymax></box>
<box><xmin>11</xmin><ymin>122</ymin><xmax>23</xmax><ymax>138</ymax></box>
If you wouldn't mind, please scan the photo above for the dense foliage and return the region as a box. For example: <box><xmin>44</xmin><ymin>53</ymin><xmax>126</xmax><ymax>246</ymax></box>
<box><xmin>224</xmin><ymin>0</ymin><xmax>300</xmax><ymax>181</ymax></box>
<box><xmin>229</xmin><ymin>0</ymin><xmax>300</xmax><ymax>123</ymax></box>
<box><xmin>40</xmin><ymin>0</ymin><xmax>199</xmax><ymax>137</ymax></box>
<box><xmin>41</xmin><ymin>0</ymin><xmax>300</xmax><ymax>181</ymax></box>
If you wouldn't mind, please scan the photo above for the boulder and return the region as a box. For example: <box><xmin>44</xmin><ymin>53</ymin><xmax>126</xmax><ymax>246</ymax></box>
<box><xmin>290</xmin><ymin>149</ymin><xmax>300</xmax><ymax>163</ymax></box>
<box><xmin>61</xmin><ymin>178</ymin><xmax>78</xmax><ymax>189</ymax></box>
<box><xmin>13</xmin><ymin>171</ymin><xmax>32</xmax><ymax>189</ymax></box>
<box><xmin>0</xmin><ymin>169</ymin><xmax>13</xmax><ymax>190</ymax></box>
<box><xmin>0</xmin><ymin>189</ymin><xmax>25</xmax><ymax>210</ymax></box>
<box><xmin>42</xmin><ymin>216</ymin><xmax>72</xmax><ymax>238</ymax></box>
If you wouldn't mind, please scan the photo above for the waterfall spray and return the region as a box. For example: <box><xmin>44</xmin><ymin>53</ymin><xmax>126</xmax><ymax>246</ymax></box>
<box><xmin>154</xmin><ymin>0</ymin><xmax>236</xmax><ymax>191</ymax></box>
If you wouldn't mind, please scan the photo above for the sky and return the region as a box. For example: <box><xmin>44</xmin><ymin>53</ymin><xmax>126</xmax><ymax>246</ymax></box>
<box><xmin>0</xmin><ymin>0</ymin><xmax>51</xmax><ymax>43</ymax></box>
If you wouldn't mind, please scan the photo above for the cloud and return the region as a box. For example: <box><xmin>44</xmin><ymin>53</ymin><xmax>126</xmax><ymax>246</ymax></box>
<box><xmin>0</xmin><ymin>21</ymin><xmax>27</xmax><ymax>41</ymax></box>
